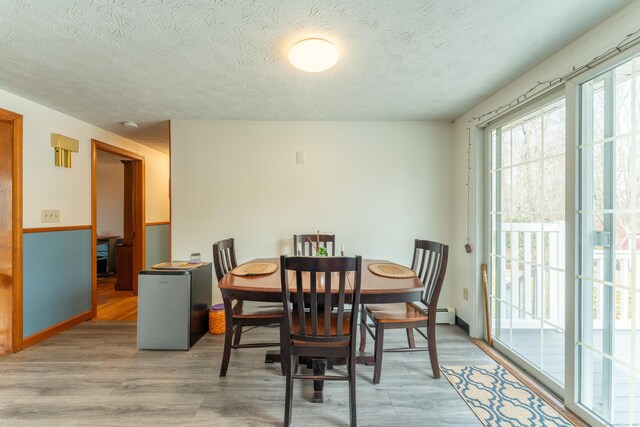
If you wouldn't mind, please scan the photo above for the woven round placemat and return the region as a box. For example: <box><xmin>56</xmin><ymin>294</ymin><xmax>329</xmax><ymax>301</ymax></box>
<box><xmin>231</xmin><ymin>262</ymin><xmax>278</xmax><ymax>276</ymax></box>
<box><xmin>368</xmin><ymin>263</ymin><xmax>416</xmax><ymax>278</ymax></box>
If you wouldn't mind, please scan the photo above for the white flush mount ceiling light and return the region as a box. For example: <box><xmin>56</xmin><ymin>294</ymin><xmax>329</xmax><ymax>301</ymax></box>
<box><xmin>288</xmin><ymin>38</ymin><xmax>339</xmax><ymax>72</ymax></box>
<box><xmin>122</xmin><ymin>121</ymin><xmax>139</xmax><ymax>129</ymax></box>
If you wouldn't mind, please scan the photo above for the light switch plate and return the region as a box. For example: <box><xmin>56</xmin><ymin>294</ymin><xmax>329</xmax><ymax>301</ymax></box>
<box><xmin>41</xmin><ymin>209</ymin><xmax>60</xmax><ymax>223</ymax></box>
<box><xmin>296</xmin><ymin>151</ymin><xmax>305</xmax><ymax>165</ymax></box>
<box><xmin>463</xmin><ymin>288</ymin><xmax>469</xmax><ymax>301</ymax></box>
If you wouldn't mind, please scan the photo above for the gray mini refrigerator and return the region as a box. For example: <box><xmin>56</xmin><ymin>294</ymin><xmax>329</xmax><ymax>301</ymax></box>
<box><xmin>137</xmin><ymin>263</ymin><xmax>212</xmax><ymax>350</ymax></box>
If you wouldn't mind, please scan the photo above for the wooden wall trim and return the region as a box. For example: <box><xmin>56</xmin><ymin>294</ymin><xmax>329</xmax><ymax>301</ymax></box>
<box><xmin>12</xmin><ymin>114</ymin><xmax>23</xmax><ymax>353</ymax></box>
<box><xmin>23</xmin><ymin>311</ymin><xmax>92</xmax><ymax>349</ymax></box>
<box><xmin>93</xmin><ymin>140</ymin><xmax>144</xmax><ymax>161</ymax></box>
<box><xmin>472</xmin><ymin>338</ymin><xmax>588</xmax><ymax>427</ymax></box>
<box><xmin>23</xmin><ymin>225</ymin><xmax>91</xmax><ymax>234</ymax></box>
<box><xmin>145</xmin><ymin>221</ymin><xmax>170</xmax><ymax>226</ymax></box>
<box><xmin>137</xmin><ymin>154</ymin><xmax>146</xmax><ymax>295</ymax></box>
<box><xmin>0</xmin><ymin>108</ymin><xmax>23</xmax><ymax>353</ymax></box>
<box><xmin>91</xmin><ymin>139</ymin><xmax>146</xmax><ymax>309</ymax></box>
<box><xmin>168</xmin><ymin>120</ymin><xmax>172</xmax><ymax>261</ymax></box>
<box><xmin>91</xmin><ymin>141</ymin><xmax>97</xmax><ymax>317</ymax></box>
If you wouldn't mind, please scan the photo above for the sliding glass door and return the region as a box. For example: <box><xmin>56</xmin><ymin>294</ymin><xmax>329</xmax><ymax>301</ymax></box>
<box><xmin>489</xmin><ymin>97</ymin><xmax>566</xmax><ymax>393</ymax></box>
<box><xmin>487</xmin><ymin>50</ymin><xmax>640</xmax><ymax>426</ymax></box>
<box><xmin>578</xmin><ymin>56</ymin><xmax>640</xmax><ymax>426</ymax></box>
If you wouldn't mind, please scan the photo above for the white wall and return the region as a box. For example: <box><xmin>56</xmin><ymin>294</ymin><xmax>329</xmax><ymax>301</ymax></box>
<box><xmin>96</xmin><ymin>160</ymin><xmax>124</xmax><ymax>237</ymax></box>
<box><xmin>171</xmin><ymin>120</ymin><xmax>452</xmax><ymax>302</ymax></box>
<box><xmin>0</xmin><ymin>88</ymin><xmax>170</xmax><ymax>227</ymax></box>
<box><xmin>451</xmin><ymin>1</ymin><xmax>640</xmax><ymax>337</ymax></box>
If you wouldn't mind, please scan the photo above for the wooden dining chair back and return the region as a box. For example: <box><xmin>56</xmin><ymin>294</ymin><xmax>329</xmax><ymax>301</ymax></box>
<box><xmin>293</xmin><ymin>233</ymin><xmax>335</xmax><ymax>256</ymax></box>
<box><xmin>213</xmin><ymin>237</ymin><xmax>238</xmax><ymax>281</ymax></box>
<box><xmin>280</xmin><ymin>254</ymin><xmax>362</xmax><ymax>427</ymax></box>
<box><xmin>213</xmin><ymin>238</ymin><xmax>284</xmax><ymax>377</ymax></box>
<box><xmin>411</xmin><ymin>239</ymin><xmax>448</xmax><ymax>314</ymax></box>
<box><xmin>359</xmin><ymin>239</ymin><xmax>449</xmax><ymax>384</ymax></box>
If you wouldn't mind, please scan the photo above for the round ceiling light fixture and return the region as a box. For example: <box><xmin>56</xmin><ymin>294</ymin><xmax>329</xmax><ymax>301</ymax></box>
<box><xmin>288</xmin><ymin>38</ymin><xmax>339</xmax><ymax>73</ymax></box>
<box><xmin>122</xmin><ymin>121</ymin><xmax>139</xmax><ymax>129</ymax></box>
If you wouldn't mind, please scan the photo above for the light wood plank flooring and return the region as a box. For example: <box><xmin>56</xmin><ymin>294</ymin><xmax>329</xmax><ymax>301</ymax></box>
<box><xmin>0</xmin><ymin>322</ymin><xmax>493</xmax><ymax>426</ymax></box>
<box><xmin>95</xmin><ymin>276</ymin><xmax>137</xmax><ymax>321</ymax></box>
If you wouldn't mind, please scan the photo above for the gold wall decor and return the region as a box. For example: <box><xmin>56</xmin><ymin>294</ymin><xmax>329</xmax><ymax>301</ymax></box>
<box><xmin>51</xmin><ymin>134</ymin><xmax>79</xmax><ymax>168</ymax></box>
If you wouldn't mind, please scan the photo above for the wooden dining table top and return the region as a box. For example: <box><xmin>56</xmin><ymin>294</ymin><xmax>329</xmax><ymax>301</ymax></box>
<box><xmin>218</xmin><ymin>258</ymin><xmax>423</xmax><ymax>297</ymax></box>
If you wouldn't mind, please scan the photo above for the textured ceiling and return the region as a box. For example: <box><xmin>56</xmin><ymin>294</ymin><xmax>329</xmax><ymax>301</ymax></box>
<box><xmin>0</xmin><ymin>0</ymin><xmax>632</xmax><ymax>152</ymax></box>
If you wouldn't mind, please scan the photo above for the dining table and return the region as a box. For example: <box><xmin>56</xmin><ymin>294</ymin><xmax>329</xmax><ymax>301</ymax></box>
<box><xmin>217</xmin><ymin>257</ymin><xmax>424</xmax><ymax>402</ymax></box>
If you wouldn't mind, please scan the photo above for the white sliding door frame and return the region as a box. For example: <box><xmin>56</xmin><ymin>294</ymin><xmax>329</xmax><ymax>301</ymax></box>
<box><xmin>478</xmin><ymin>42</ymin><xmax>640</xmax><ymax>427</ymax></box>
<box><xmin>566</xmin><ymin>43</ymin><xmax>640</xmax><ymax>427</ymax></box>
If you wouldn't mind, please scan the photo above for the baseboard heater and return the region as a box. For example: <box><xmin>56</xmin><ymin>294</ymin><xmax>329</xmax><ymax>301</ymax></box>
<box><xmin>436</xmin><ymin>307</ymin><xmax>456</xmax><ymax>325</ymax></box>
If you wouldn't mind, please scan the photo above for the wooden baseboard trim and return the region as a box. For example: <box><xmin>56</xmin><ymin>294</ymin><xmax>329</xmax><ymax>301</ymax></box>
<box><xmin>471</xmin><ymin>338</ymin><xmax>588</xmax><ymax>427</ymax></box>
<box><xmin>23</xmin><ymin>225</ymin><xmax>91</xmax><ymax>234</ymax></box>
<box><xmin>23</xmin><ymin>311</ymin><xmax>92</xmax><ymax>349</ymax></box>
<box><xmin>145</xmin><ymin>221</ymin><xmax>170</xmax><ymax>226</ymax></box>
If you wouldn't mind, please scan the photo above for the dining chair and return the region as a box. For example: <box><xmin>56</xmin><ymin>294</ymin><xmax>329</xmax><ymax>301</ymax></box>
<box><xmin>280</xmin><ymin>254</ymin><xmax>362</xmax><ymax>427</ymax></box>
<box><xmin>359</xmin><ymin>239</ymin><xmax>449</xmax><ymax>384</ymax></box>
<box><xmin>293</xmin><ymin>233</ymin><xmax>335</xmax><ymax>256</ymax></box>
<box><xmin>213</xmin><ymin>238</ymin><xmax>285</xmax><ymax>377</ymax></box>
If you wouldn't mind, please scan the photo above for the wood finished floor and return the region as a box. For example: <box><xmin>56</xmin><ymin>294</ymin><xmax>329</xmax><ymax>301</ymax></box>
<box><xmin>0</xmin><ymin>322</ymin><xmax>493</xmax><ymax>426</ymax></box>
<box><xmin>95</xmin><ymin>276</ymin><xmax>137</xmax><ymax>321</ymax></box>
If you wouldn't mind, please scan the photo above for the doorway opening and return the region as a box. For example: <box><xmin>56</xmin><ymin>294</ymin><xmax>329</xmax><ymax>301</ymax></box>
<box><xmin>91</xmin><ymin>140</ymin><xmax>145</xmax><ymax>321</ymax></box>
<box><xmin>0</xmin><ymin>108</ymin><xmax>23</xmax><ymax>355</ymax></box>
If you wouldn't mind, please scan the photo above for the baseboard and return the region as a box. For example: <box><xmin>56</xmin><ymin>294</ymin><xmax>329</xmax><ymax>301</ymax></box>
<box><xmin>23</xmin><ymin>310</ymin><xmax>92</xmax><ymax>349</ymax></box>
<box><xmin>455</xmin><ymin>315</ymin><xmax>470</xmax><ymax>334</ymax></box>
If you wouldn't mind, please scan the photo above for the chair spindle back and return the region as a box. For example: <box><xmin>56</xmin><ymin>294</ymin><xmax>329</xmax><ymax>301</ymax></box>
<box><xmin>280</xmin><ymin>255</ymin><xmax>361</xmax><ymax>344</ymax></box>
<box><xmin>213</xmin><ymin>238</ymin><xmax>238</xmax><ymax>282</ymax></box>
<box><xmin>293</xmin><ymin>234</ymin><xmax>336</xmax><ymax>256</ymax></box>
<box><xmin>411</xmin><ymin>239</ymin><xmax>449</xmax><ymax>312</ymax></box>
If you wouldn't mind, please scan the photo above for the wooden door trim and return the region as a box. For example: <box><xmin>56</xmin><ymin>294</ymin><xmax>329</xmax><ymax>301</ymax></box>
<box><xmin>0</xmin><ymin>107</ymin><xmax>23</xmax><ymax>353</ymax></box>
<box><xmin>91</xmin><ymin>140</ymin><xmax>145</xmax><ymax>316</ymax></box>
<box><xmin>135</xmin><ymin>156</ymin><xmax>145</xmax><ymax>293</ymax></box>
<box><xmin>24</xmin><ymin>225</ymin><xmax>91</xmax><ymax>233</ymax></box>
<box><xmin>168</xmin><ymin>120</ymin><xmax>172</xmax><ymax>261</ymax></box>
<box><xmin>145</xmin><ymin>221</ymin><xmax>170</xmax><ymax>227</ymax></box>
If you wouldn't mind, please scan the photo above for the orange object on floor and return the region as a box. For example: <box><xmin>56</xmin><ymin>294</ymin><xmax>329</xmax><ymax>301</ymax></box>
<box><xmin>209</xmin><ymin>304</ymin><xmax>225</xmax><ymax>334</ymax></box>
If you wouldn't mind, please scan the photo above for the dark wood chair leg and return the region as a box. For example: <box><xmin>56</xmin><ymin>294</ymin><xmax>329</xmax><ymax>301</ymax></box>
<box><xmin>359</xmin><ymin>305</ymin><xmax>367</xmax><ymax>353</ymax></box>
<box><xmin>219</xmin><ymin>298</ymin><xmax>234</xmax><ymax>377</ymax></box>
<box><xmin>284</xmin><ymin>355</ymin><xmax>293</xmax><ymax>427</ymax></box>
<box><xmin>427</xmin><ymin>321</ymin><xmax>440</xmax><ymax>379</ymax></box>
<box><xmin>349</xmin><ymin>355</ymin><xmax>357</xmax><ymax>427</ymax></box>
<box><xmin>406</xmin><ymin>328</ymin><xmax>416</xmax><ymax>348</ymax></box>
<box><xmin>373</xmin><ymin>323</ymin><xmax>384</xmax><ymax>385</ymax></box>
<box><xmin>312</xmin><ymin>359</ymin><xmax>327</xmax><ymax>403</ymax></box>
<box><xmin>279</xmin><ymin>321</ymin><xmax>287</xmax><ymax>376</ymax></box>
<box><xmin>293</xmin><ymin>355</ymin><xmax>299</xmax><ymax>374</ymax></box>
<box><xmin>232</xmin><ymin>325</ymin><xmax>243</xmax><ymax>347</ymax></box>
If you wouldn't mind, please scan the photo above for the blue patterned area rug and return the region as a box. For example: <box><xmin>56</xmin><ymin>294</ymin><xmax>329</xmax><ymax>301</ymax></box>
<box><xmin>441</xmin><ymin>365</ymin><xmax>573</xmax><ymax>427</ymax></box>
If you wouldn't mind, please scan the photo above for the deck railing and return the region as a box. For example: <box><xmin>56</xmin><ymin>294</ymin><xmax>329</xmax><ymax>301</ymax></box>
<box><xmin>494</xmin><ymin>221</ymin><xmax>638</xmax><ymax>330</ymax></box>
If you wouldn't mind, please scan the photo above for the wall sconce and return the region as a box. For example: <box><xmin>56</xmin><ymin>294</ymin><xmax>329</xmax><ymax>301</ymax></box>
<box><xmin>51</xmin><ymin>134</ymin><xmax>79</xmax><ymax>168</ymax></box>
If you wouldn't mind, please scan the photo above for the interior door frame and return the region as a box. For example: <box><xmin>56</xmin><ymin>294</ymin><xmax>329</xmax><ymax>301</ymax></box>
<box><xmin>0</xmin><ymin>107</ymin><xmax>23</xmax><ymax>354</ymax></box>
<box><xmin>91</xmin><ymin>140</ymin><xmax>145</xmax><ymax>316</ymax></box>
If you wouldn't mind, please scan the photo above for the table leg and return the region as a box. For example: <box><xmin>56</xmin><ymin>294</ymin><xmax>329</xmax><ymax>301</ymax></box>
<box><xmin>264</xmin><ymin>350</ymin><xmax>281</xmax><ymax>364</ymax></box>
<box><xmin>312</xmin><ymin>358</ymin><xmax>326</xmax><ymax>403</ymax></box>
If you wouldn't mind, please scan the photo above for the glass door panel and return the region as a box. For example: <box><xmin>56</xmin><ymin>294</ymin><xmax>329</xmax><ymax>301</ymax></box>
<box><xmin>578</xmin><ymin>56</ymin><xmax>640</xmax><ymax>425</ymax></box>
<box><xmin>489</xmin><ymin>97</ymin><xmax>566</xmax><ymax>390</ymax></box>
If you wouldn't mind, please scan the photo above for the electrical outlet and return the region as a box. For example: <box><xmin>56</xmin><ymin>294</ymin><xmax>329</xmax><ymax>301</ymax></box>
<box><xmin>463</xmin><ymin>288</ymin><xmax>469</xmax><ymax>301</ymax></box>
<box><xmin>41</xmin><ymin>209</ymin><xmax>60</xmax><ymax>223</ymax></box>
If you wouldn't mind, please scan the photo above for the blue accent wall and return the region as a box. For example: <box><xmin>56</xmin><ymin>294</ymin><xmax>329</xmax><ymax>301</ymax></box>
<box><xmin>23</xmin><ymin>229</ymin><xmax>92</xmax><ymax>337</ymax></box>
<box><xmin>146</xmin><ymin>223</ymin><xmax>170</xmax><ymax>269</ymax></box>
